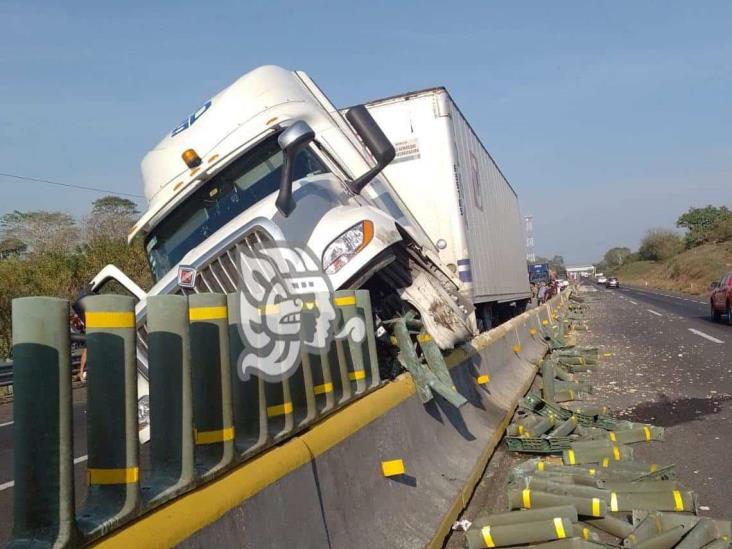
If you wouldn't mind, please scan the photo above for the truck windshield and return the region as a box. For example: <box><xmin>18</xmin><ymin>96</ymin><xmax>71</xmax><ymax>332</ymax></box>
<box><xmin>144</xmin><ymin>134</ymin><xmax>328</xmax><ymax>280</ymax></box>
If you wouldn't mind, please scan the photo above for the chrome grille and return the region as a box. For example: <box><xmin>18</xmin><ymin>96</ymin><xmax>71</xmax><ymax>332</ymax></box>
<box><xmin>136</xmin><ymin>227</ymin><xmax>273</xmax><ymax>372</ymax></box>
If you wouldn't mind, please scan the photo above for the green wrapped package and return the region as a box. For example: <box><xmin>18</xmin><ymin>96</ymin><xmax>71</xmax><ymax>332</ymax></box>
<box><xmin>507</xmin><ymin>488</ymin><xmax>606</xmax><ymax>517</ymax></box>
<box><xmin>465</xmin><ymin>517</ymin><xmax>574</xmax><ymax>549</ymax></box>
<box><xmin>609</xmin><ymin>490</ymin><xmax>695</xmax><ymax>513</ymax></box>
<box><xmin>585</xmin><ymin>515</ymin><xmax>635</xmax><ymax>538</ymax></box>
<box><xmin>472</xmin><ymin>505</ymin><xmax>578</xmax><ymax>528</ymax></box>
<box><xmin>563</xmin><ymin>444</ymin><xmax>633</xmax><ymax>465</ymax></box>
<box><xmin>635</xmin><ymin>525</ymin><xmax>686</xmax><ymax>549</ymax></box>
<box><xmin>604</xmin><ymin>480</ymin><xmax>678</xmax><ymax>493</ymax></box>
<box><xmin>675</xmin><ymin>519</ymin><xmax>721</xmax><ymax>549</ymax></box>
<box><xmin>525</xmin><ymin>477</ymin><xmax>610</xmax><ymax>500</ymax></box>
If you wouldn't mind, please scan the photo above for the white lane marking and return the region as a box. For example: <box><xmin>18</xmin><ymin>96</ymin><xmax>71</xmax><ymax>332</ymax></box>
<box><xmin>0</xmin><ymin>455</ymin><xmax>88</xmax><ymax>492</ymax></box>
<box><xmin>647</xmin><ymin>309</ymin><xmax>663</xmax><ymax>317</ymax></box>
<box><xmin>688</xmin><ymin>329</ymin><xmax>724</xmax><ymax>344</ymax></box>
<box><xmin>0</xmin><ymin>420</ymin><xmax>13</xmax><ymax>428</ymax></box>
<box><xmin>629</xmin><ymin>300</ymin><xmax>638</xmax><ymax>305</ymax></box>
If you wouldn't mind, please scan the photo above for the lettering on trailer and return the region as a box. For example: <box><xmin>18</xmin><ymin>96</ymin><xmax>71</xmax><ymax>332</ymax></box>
<box><xmin>171</xmin><ymin>99</ymin><xmax>212</xmax><ymax>137</ymax></box>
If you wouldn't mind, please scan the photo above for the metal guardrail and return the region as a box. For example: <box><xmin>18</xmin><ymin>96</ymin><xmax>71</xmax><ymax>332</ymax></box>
<box><xmin>0</xmin><ymin>351</ymin><xmax>83</xmax><ymax>388</ymax></box>
<box><xmin>9</xmin><ymin>290</ymin><xmax>381</xmax><ymax>547</ymax></box>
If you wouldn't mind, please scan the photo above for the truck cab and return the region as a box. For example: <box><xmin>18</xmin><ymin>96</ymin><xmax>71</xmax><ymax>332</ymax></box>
<box><xmin>85</xmin><ymin>66</ymin><xmax>474</xmax><ymax>438</ymax></box>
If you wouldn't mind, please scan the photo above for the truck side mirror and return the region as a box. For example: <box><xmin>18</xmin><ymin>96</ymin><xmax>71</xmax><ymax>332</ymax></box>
<box><xmin>276</xmin><ymin>121</ymin><xmax>315</xmax><ymax>217</ymax></box>
<box><xmin>345</xmin><ymin>105</ymin><xmax>396</xmax><ymax>194</ymax></box>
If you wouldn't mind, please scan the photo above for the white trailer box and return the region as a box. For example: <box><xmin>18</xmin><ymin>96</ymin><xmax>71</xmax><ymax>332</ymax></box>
<box><xmin>360</xmin><ymin>88</ymin><xmax>530</xmax><ymax>325</ymax></box>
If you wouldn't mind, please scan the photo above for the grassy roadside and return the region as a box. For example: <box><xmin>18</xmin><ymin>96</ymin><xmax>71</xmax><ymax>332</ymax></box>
<box><xmin>611</xmin><ymin>241</ymin><xmax>732</xmax><ymax>295</ymax></box>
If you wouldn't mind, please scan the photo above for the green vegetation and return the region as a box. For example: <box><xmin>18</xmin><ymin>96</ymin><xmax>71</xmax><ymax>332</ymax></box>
<box><xmin>0</xmin><ymin>197</ymin><xmax>151</xmax><ymax>358</ymax></box>
<box><xmin>595</xmin><ymin>204</ymin><xmax>732</xmax><ymax>295</ymax></box>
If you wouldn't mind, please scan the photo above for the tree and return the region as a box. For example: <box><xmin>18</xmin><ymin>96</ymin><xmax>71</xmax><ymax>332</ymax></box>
<box><xmin>603</xmin><ymin>247</ymin><xmax>632</xmax><ymax>268</ymax></box>
<box><xmin>638</xmin><ymin>229</ymin><xmax>683</xmax><ymax>261</ymax></box>
<box><xmin>83</xmin><ymin>196</ymin><xmax>139</xmax><ymax>242</ymax></box>
<box><xmin>0</xmin><ymin>210</ymin><xmax>79</xmax><ymax>253</ymax></box>
<box><xmin>0</xmin><ymin>237</ymin><xmax>27</xmax><ymax>259</ymax></box>
<box><xmin>676</xmin><ymin>205</ymin><xmax>731</xmax><ymax>248</ymax></box>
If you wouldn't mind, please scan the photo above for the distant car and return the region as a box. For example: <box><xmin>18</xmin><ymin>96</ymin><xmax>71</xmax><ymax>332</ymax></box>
<box><xmin>606</xmin><ymin>277</ymin><xmax>619</xmax><ymax>288</ymax></box>
<box><xmin>597</xmin><ymin>276</ymin><xmax>607</xmax><ymax>285</ymax></box>
<box><xmin>710</xmin><ymin>272</ymin><xmax>732</xmax><ymax>324</ymax></box>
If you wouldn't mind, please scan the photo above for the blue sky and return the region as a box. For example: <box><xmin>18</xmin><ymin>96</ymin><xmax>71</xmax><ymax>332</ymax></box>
<box><xmin>1</xmin><ymin>1</ymin><xmax>730</xmax><ymax>263</ymax></box>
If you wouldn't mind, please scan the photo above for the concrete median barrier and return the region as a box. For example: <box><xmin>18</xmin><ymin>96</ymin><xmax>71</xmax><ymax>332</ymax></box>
<box><xmin>10</xmin><ymin>290</ymin><xmax>569</xmax><ymax>548</ymax></box>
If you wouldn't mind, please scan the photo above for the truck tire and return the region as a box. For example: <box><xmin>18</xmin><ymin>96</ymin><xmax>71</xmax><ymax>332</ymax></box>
<box><xmin>399</xmin><ymin>260</ymin><xmax>475</xmax><ymax>350</ymax></box>
<box><xmin>727</xmin><ymin>301</ymin><xmax>732</xmax><ymax>326</ymax></box>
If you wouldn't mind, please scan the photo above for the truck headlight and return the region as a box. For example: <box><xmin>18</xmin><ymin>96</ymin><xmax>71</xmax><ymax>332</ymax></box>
<box><xmin>138</xmin><ymin>395</ymin><xmax>150</xmax><ymax>427</ymax></box>
<box><xmin>322</xmin><ymin>220</ymin><xmax>374</xmax><ymax>275</ymax></box>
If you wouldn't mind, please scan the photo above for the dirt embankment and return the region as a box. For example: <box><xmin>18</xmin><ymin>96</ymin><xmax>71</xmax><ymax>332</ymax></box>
<box><xmin>612</xmin><ymin>241</ymin><xmax>732</xmax><ymax>295</ymax></box>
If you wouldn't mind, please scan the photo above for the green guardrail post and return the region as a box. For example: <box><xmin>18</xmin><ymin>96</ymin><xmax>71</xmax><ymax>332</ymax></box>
<box><xmin>227</xmin><ymin>293</ymin><xmax>267</xmax><ymax>457</ymax></box>
<box><xmin>333</xmin><ymin>290</ymin><xmax>368</xmax><ymax>396</ymax></box>
<box><xmin>542</xmin><ymin>359</ymin><xmax>555</xmax><ymax>402</ymax></box>
<box><xmin>189</xmin><ymin>293</ymin><xmax>234</xmax><ymax>481</ymax></box>
<box><xmin>10</xmin><ymin>297</ymin><xmax>79</xmax><ymax>548</ymax></box>
<box><xmin>144</xmin><ymin>295</ymin><xmax>194</xmax><ymax>505</ymax></box>
<box><xmin>355</xmin><ymin>290</ymin><xmax>380</xmax><ymax>389</ymax></box>
<box><xmin>78</xmin><ymin>295</ymin><xmax>139</xmax><ymax>539</ymax></box>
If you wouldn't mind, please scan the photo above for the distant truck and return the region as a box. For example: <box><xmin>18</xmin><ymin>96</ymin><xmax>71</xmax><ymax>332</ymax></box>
<box><xmin>362</xmin><ymin>88</ymin><xmax>531</xmax><ymax>329</ymax></box>
<box><xmin>528</xmin><ymin>263</ymin><xmax>551</xmax><ymax>285</ymax></box>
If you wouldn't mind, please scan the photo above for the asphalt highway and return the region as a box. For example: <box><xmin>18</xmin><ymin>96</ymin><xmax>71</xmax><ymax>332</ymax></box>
<box><xmin>447</xmin><ymin>284</ymin><xmax>731</xmax><ymax>547</ymax></box>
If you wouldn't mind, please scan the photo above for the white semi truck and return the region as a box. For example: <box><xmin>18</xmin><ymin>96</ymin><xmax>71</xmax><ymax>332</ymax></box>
<box><xmin>360</xmin><ymin>88</ymin><xmax>531</xmax><ymax>328</ymax></box>
<box><xmin>84</xmin><ymin>65</ymin><xmax>477</xmax><ymax>434</ymax></box>
<box><xmin>85</xmin><ymin>66</ymin><xmax>530</xmax><ymax>436</ymax></box>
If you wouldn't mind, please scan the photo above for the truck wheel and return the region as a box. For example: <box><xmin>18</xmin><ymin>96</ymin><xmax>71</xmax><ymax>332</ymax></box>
<box><xmin>399</xmin><ymin>260</ymin><xmax>475</xmax><ymax>349</ymax></box>
<box><xmin>727</xmin><ymin>301</ymin><xmax>732</xmax><ymax>326</ymax></box>
<box><xmin>711</xmin><ymin>302</ymin><xmax>721</xmax><ymax>322</ymax></box>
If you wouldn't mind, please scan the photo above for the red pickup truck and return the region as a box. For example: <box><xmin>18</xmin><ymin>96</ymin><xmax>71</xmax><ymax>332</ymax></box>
<box><xmin>710</xmin><ymin>271</ymin><xmax>732</xmax><ymax>324</ymax></box>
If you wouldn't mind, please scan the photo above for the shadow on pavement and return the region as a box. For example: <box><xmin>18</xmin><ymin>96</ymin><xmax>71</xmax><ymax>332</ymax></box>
<box><xmin>627</xmin><ymin>393</ymin><xmax>731</xmax><ymax>427</ymax></box>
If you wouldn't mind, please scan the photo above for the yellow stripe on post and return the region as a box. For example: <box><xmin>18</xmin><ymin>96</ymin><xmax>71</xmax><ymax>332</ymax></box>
<box><xmin>334</xmin><ymin>296</ymin><xmax>357</xmax><ymax>307</ymax></box>
<box><xmin>85</xmin><ymin>311</ymin><xmax>135</xmax><ymax>329</ymax></box>
<box><xmin>194</xmin><ymin>426</ymin><xmax>234</xmax><ymax>445</ymax></box>
<box><xmin>88</xmin><ymin>467</ymin><xmax>139</xmax><ymax>485</ymax></box>
<box><xmin>189</xmin><ymin>306</ymin><xmax>228</xmax><ymax>321</ymax></box>
<box><xmin>592</xmin><ymin>497</ymin><xmax>602</xmax><ymax>516</ymax></box>
<box><xmin>529</xmin><ymin>328</ymin><xmax>537</xmax><ymax>335</ymax></box>
<box><xmin>512</xmin><ymin>344</ymin><xmax>521</xmax><ymax>353</ymax></box>
<box><xmin>610</xmin><ymin>493</ymin><xmax>618</xmax><ymax>512</ymax></box>
<box><xmin>476</xmin><ymin>374</ymin><xmax>490</xmax><ymax>385</ymax></box>
<box><xmin>673</xmin><ymin>490</ymin><xmax>684</xmax><ymax>511</ymax></box>
<box><xmin>567</xmin><ymin>449</ymin><xmax>576</xmax><ymax>465</ymax></box>
<box><xmin>482</xmin><ymin>526</ymin><xmax>496</xmax><ymax>548</ymax></box>
<box><xmin>553</xmin><ymin>517</ymin><xmax>567</xmax><ymax>539</ymax></box>
<box><xmin>608</xmin><ymin>432</ymin><xmax>616</xmax><ymax>441</ymax></box>
<box><xmin>602</xmin><ymin>457</ymin><xmax>609</xmax><ymax>468</ymax></box>
<box><xmin>537</xmin><ymin>461</ymin><xmax>545</xmax><ymax>471</ymax></box>
<box><xmin>612</xmin><ymin>446</ymin><xmax>621</xmax><ymax>461</ymax></box>
<box><xmin>643</xmin><ymin>426</ymin><xmax>652</xmax><ymax>441</ymax></box>
<box><xmin>381</xmin><ymin>459</ymin><xmax>405</xmax><ymax>477</ymax></box>
<box><xmin>313</xmin><ymin>382</ymin><xmax>333</xmax><ymax>395</ymax></box>
<box><xmin>522</xmin><ymin>488</ymin><xmax>532</xmax><ymax>509</ymax></box>
<box><xmin>348</xmin><ymin>370</ymin><xmax>366</xmax><ymax>381</ymax></box>
<box><xmin>650</xmin><ymin>464</ymin><xmax>658</xmax><ymax>472</ymax></box>
<box><xmin>417</xmin><ymin>333</ymin><xmax>432</xmax><ymax>343</ymax></box>
<box><xmin>266</xmin><ymin>402</ymin><xmax>293</xmax><ymax>417</ymax></box>
<box><xmin>582</xmin><ymin>528</ymin><xmax>590</xmax><ymax>540</ymax></box>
